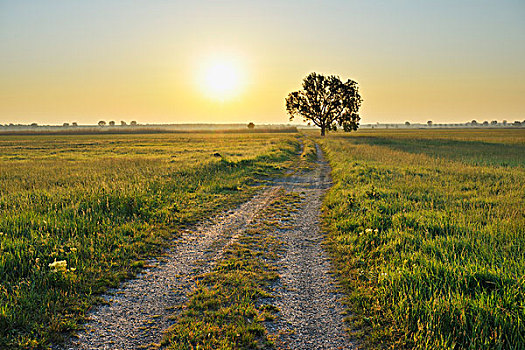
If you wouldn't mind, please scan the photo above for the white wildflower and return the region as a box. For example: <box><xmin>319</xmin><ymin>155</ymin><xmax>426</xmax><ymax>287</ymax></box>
<box><xmin>48</xmin><ymin>259</ymin><xmax>67</xmax><ymax>273</ymax></box>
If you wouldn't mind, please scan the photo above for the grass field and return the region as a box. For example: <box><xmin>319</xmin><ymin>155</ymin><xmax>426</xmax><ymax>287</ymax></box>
<box><xmin>1</xmin><ymin>128</ymin><xmax>524</xmax><ymax>349</ymax></box>
<box><xmin>0</xmin><ymin>133</ymin><xmax>299</xmax><ymax>349</ymax></box>
<box><xmin>318</xmin><ymin>129</ymin><xmax>525</xmax><ymax>349</ymax></box>
<box><xmin>345</xmin><ymin>129</ymin><xmax>525</xmax><ymax>168</ymax></box>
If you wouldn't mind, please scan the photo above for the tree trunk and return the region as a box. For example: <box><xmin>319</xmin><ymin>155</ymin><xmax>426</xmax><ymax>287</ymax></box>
<box><xmin>320</xmin><ymin>127</ymin><xmax>325</xmax><ymax>136</ymax></box>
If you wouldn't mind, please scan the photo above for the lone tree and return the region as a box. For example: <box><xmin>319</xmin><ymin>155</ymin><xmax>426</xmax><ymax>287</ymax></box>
<box><xmin>285</xmin><ymin>72</ymin><xmax>362</xmax><ymax>136</ymax></box>
<box><xmin>247</xmin><ymin>122</ymin><xmax>255</xmax><ymax>129</ymax></box>
<box><xmin>98</xmin><ymin>120</ymin><xmax>106</xmax><ymax>127</ymax></box>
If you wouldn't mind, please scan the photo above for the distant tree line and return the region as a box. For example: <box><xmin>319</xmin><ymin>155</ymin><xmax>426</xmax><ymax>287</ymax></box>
<box><xmin>362</xmin><ymin>120</ymin><xmax>525</xmax><ymax>129</ymax></box>
<box><xmin>0</xmin><ymin>121</ymin><xmax>139</xmax><ymax>128</ymax></box>
<box><xmin>421</xmin><ymin>119</ymin><xmax>524</xmax><ymax>127</ymax></box>
<box><xmin>98</xmin><ymin>120</ymin><xmax>137</xmax><ymax>126</ymax></box>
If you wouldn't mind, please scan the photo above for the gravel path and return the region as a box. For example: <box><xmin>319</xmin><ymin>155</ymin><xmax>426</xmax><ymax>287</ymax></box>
<box><xmin>59</xmin><ymin>187</ymin><xmax>282</xmax><ymax>350</ymax></box>
<box><xmin>59</xmin><ymin>142</ymin><xmax>354</xmax><ymax>350</ymax></box>
<box><xmin>270</xmin><ymin>144</ymin><xmax>354</xmax><ymax>350</ymax></box>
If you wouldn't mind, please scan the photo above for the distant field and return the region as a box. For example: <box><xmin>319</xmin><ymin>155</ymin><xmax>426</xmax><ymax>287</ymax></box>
<box><xmin>343</xmin><ymin>129</ymin><xmax>525</xmax><ymax>167</ymax></box>
<box><xmin>0</xmin><ymin>125</ymin><xmax>298</xmax><ymax>136</ymax></box>
<box><xmin>319</xmin><ymin>129</ymin><xmax>525</xmax><ymax>349</ymax></box>
<box><xmin>0</xmin><ymin>133</ymin><xmax>299</xmax><ymax>349</ymax></box>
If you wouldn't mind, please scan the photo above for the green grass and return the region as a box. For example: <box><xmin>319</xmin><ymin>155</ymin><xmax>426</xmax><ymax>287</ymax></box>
<box><xmin>0</xmin><ymin>133</ymin><xmax>300</xmax><ymax>349</ymax></box>
<box><xmin>345</xmin><ymin>129</ymin><xmax>525</xmax><ymax>167</ymax></box>
<box><xmin>317</xmin><ymin>129</ymin><xmax>525</xmax><ymax>349</ymax></box>
<box><xmin>162</xmin><ymin>191</ymin><xmax>302</xmax><ymax>350</ymax></box>
<box><xmin>4</xmin><ymin>128</ymin><xmax>523</xmax><ymax>349</ymax></box>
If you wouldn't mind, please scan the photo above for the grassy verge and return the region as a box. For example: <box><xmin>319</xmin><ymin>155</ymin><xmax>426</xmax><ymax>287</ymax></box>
<box><xmin>161</xmin><ymin>190</ymin><xmax>302</xmax><ymax>350</ymax></box>
<box><xmin>318</xmin><ymin>131</ymin><xmax>525</xmax><ymax>349</ymax></box>
<box><xmin>0</xmin><ymin>133</ymin><xmax>300</xmax><ymax>349</ymax></box>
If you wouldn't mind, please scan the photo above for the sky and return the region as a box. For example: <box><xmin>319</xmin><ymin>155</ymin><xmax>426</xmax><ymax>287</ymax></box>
<box><xmin>1</xmin><ymin>0</ymin><xmax>524</xmax><ymax>125</ymax></box>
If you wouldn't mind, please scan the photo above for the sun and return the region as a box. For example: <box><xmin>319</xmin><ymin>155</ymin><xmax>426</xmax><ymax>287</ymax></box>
<box><xmin>197</xmin><ymin>56</ymin><xmax>244</xmax><ymax>101</ymax></box>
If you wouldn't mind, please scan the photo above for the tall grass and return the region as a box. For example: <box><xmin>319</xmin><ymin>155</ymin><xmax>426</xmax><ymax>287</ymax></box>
<box><xmin>0</xmin><ymin>133</ymin><xmax>299</xmax><ymax>349</ymax></box>
<box><xmin>318</xmin><ymin>129</ymin><xmax>525</xmax><ymax>349</ymax></box>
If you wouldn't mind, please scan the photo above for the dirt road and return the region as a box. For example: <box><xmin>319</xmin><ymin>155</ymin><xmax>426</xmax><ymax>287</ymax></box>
<box><xmin>61</xmin><ymin>142</ymin><xmax>352</xmax><ymax>350</ymax></box>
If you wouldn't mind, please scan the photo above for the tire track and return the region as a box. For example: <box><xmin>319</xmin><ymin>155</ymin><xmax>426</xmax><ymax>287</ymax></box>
<box><xmin>269</xmin><ymin>143</ymin><xmax>354</xmax><ymax>350</ymax></box>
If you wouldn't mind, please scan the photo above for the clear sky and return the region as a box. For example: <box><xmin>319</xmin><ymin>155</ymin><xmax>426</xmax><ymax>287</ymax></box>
<box><xmin>1</xmin><ymin>1</ymin><xmax>524</xmax><ymax>125</ymax></box>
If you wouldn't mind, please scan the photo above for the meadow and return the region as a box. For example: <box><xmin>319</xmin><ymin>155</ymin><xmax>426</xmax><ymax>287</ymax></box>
<box><xmin>1</xmin><ymin>128</ymin><xmax>523</xmax><ymax>350</ymax></box>
<box><xmin>318</xmin><ymin>129</ymin><xmax>525</xmax><ymax>349</ymax></box>
<box><xmin>0</xmin><ymin>132</ymin><xmax>299</xmax><ymax>349</ymax></box>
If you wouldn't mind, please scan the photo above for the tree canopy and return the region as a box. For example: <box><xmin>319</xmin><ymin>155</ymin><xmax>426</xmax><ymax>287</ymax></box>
<box><xmin>285</xmin><ymin>72</ymin><xmax>362</xmax><ymax>136</ymax></box>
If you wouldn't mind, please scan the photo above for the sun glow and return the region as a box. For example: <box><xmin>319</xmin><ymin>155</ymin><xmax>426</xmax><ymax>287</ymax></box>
<box><xmin>197</xmin><ymin>56</ymin><xmax>245</xmax><ymax>101</ymax></box>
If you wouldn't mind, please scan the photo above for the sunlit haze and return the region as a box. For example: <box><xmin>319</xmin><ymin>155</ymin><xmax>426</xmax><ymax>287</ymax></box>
<box><xmin>197</xmin><ymin>54</ymin><xmax>246</xmax><ymax>102</ymax></box>
<box><xmin>1</xmin><ymin>1</ymin><xmax>524</xmax><ymax>125</ymax></box>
